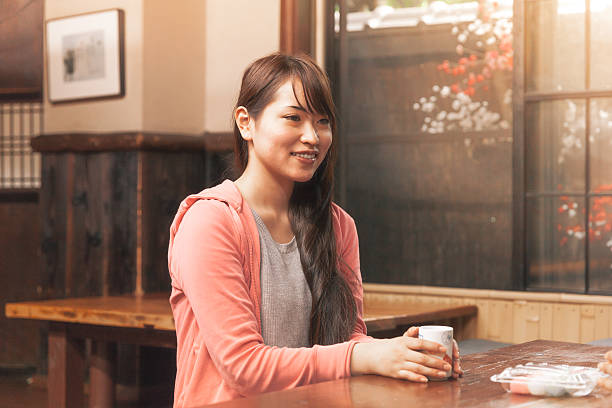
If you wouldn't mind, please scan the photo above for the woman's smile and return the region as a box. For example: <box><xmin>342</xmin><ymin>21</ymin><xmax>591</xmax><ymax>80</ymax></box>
<box><xmin>290</xmin><ymin>151</ymin><xmax>318</xmax><ymax>162</ymax></box>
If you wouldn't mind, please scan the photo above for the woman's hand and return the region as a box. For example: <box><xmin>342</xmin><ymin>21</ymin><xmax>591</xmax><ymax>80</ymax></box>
<box><xmin>350</xmin><ymin>335</ymin><xmax>452</xmax><ymax>383</ymax></box>
<box><xmin>404</xmin><ymin>326</ymin><xmax>463</xmax><ymax>379</ymax></box>
<box><xmin>598</xmin><ymin>350</ymin><xmax>612</xmax><ymax>390</ymax></box>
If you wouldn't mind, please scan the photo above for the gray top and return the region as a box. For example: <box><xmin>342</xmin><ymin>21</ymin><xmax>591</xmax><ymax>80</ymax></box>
<box><xmin>252</xmin><ymin>209</ymin><xmax>312</xmax><ymax>348</ymax></box>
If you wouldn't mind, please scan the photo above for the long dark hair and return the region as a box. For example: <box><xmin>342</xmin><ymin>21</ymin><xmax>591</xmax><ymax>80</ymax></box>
<box><xmin>233</xmin><ymin>53</ymin><xmax>357</xmax><ymax>345</ymax></box>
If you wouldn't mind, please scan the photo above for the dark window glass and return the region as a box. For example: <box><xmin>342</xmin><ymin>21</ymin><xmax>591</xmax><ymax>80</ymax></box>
<box><xmin>525</xmin><ymin>100</ymin><xmax>585</xmax><ymax>194</ymax></box>
<box><xmin>336</xmin><ymin>0</ymin><xmax>514</xmax><ymax>289</ymax></box>
<box><xmin>590</xmin><ymin>98</ymin><xmax>612</xmax><ymax>189</ymax></box>
<box><xmin>527</xmin><ymin>196</ymin><xmax>585</xmax><ymax>291</ymax></box>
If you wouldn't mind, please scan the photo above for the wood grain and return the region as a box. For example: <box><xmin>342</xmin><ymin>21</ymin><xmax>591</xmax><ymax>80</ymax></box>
<box><xmin>363</xmin><ymin>303</ymin><xmax>477</xmax><ymax>332</ymax></box>
<box><xmin>5</xmin><ymin>293</ymin><xmax>175</xmax><ymax>331</ymax></box>
<box><xmin>5</xmin><ymin>294</ymin><xmax>476</xmax><ymax>335</ymax></box>
<box><xmin>48</xmin><ymin>323</ymin><xmax>85</xmax><ymax>408</ymax></box>
<box><xmin>364</xmin><ymin>284</ymin><xmax>612</xmax><ymax>343</ymax></box>
<box><xmin>206</xmin><ymin>340</ymin><xmax>612</xmax><ymax>408</ymax></box>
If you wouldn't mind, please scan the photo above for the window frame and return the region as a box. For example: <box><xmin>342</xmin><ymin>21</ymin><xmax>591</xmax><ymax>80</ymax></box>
<box><xmin>514</xmin><ymin>0</ymin><xmax>612</xmax><ymax>294</ymax></box>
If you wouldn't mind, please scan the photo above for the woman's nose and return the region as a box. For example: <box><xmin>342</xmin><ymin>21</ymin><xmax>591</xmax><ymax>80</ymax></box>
<box><xmin>301</xmin><ymin>122</ymin><xmax>319</xmax><ymax>144</ymax></box>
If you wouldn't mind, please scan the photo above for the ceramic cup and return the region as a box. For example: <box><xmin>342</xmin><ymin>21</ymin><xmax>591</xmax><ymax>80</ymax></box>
<box><xmin>418</xmin><ymin>325</ymin><xmax>454</xmax><ymax>380</ymax></box>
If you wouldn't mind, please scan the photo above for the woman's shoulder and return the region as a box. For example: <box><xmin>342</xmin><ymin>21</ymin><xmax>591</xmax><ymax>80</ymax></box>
<box><xmin>331</xmin><ymin>202</ymin><xmax>356</xmax><ymax>227</ymax></box>
<box><xmin>330</xmin><ymin>202</ymin><xmax>358</xmax><ymax>241</ymax></box>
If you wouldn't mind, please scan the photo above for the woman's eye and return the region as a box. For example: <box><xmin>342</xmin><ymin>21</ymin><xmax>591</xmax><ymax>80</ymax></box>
<box><xmin>285</xmin><ymin>115</ymin><xmax>300</xmax><ymax>122</ymax></box>
<box><xmin>318</xmin><ymin>118</ymin><xmax>330</xmax><ymax>125</ymax></box>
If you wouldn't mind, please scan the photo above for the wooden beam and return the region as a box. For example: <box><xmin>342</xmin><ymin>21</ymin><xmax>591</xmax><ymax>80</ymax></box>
<box><xmin>280</xmin><ymin>0</ymin><xmax>313</xmax><ymax>55</ymax></box>
<box><xmin>48</xmin><ymin>323</ymin><xmax>85</xmax><ymax>408</ymax></box>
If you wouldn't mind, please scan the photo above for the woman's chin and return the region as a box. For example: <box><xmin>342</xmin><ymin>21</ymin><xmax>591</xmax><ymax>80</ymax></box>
<box><xmin>292</xmin><ymin>173</ymin><xmax>316</xmax><ymax>183</ymax></box>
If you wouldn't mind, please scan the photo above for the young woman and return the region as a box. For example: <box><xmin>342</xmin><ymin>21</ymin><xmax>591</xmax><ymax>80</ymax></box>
<box><xmin>168</xmin><ymin>53</ymin><xmax>462</xmax><ymax>407</ymax></box>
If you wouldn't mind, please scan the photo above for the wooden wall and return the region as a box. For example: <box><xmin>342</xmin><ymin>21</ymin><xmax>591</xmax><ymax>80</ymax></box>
<box><xmin>364</xmin><ymin>283</ymin><xmax>612</xmax><ymax>344</ymax></box>
<box><xmin>0</xmin><ymin>194</ymin><xmax>42</xmax><ymax>368</ymax></box>
<box><xmin>34</xmin><ymin>133</ymin><xmax>210</xmax><ymax>298</ymax></box>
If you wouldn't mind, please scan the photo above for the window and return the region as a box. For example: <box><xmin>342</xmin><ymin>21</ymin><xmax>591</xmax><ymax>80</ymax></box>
<box><xmin>331</xmin><ymin>0</ymin><xmax>515</xmax><ymax>288</ymax></box>
<box><xmin>0</xmin><ymin>103</ymin><xmax>42</xmax><ymax>189</ymax></box>
<box><xmin>518</xmin><ymin>0</ymin><xmax>612</xmax><ymax>293</ymax></box>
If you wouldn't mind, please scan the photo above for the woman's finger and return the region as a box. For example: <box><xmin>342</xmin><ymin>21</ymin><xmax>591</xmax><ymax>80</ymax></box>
<box><xmin>397</xmin><ymin>369</ymin><xmax>428</xmax><ymax>383</ymax></box>
<box><xmin>404</xmin><ymin>337</ymin><xmax>447</xmax><ymax>354</ymax></box>
<box><xmin>605</xmin><ymin>350</ymin><xmax>612</xmax><ymax>362</ymax></box>
<box><xmin>403</xmin><ymin>326</ymin><xmax>419</xmax><ymax>337</ymax></box>
<box><xmin>598</xmin><ymin>376</ymin><xmax>612</xmax><ymax>391</ymax></box>
<box><xmin>598</xmin><ymin>362</ymin><xmax>612</xmax><ymax>376</ymax></box>
<box><xmin>452</xmin><ymin>339</ymin><xmax>460</xmax><ymax>359</ymax></box>
<box><xmin>453</xmin><ymin>357</ymin><xmax>463</xmax><ymax>377</ymax></box>
<box><xmin>403</xmin><ymin>361</ymin><xmax>449</xmax><ymax>379</ymax></box>
<box><xmin>405</xmin><ymin>349</ymin><xmax>451</xmax><ymax>371</ymax></box>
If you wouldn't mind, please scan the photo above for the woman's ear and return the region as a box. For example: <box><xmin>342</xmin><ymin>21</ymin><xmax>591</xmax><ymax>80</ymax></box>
<box><xmin>235</xmin><ymin>106</ymin><xmax>252</xmax><ymax>141</ymax></box>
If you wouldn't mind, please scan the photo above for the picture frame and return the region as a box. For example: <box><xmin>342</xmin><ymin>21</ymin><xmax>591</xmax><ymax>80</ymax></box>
<box><xmin>46</xmin><ymin>9</ymin><xmax>125</xmax><ymax>103</ymax></box>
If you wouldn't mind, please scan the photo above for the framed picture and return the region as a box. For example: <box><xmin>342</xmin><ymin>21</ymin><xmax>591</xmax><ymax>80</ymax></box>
<box><xmin>46</xmin><ymin>9</ymin><xmax>125</xmax><ymax>103</ymax></box>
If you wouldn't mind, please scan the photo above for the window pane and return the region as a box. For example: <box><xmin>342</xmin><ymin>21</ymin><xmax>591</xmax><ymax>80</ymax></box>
<box><xmin>525</xmin><ymin>0</ymin><xmax>585</xmax><ymax>92</ymax></box>
<box><xmin>527</xmin><ymin>197</ymin><xmax>585</xmax><ymax>291</ymax></box>
<box><xmin>339</xmin><ymin>1</ymin><xmax>513</xmax><ymax>138</ymax></box>
<box><xmin>589</xmin><ymin>195</ymin><xmax>612</xmax><ymax>291</ymax></box>
<box><xmin>526</xmin><ymin>100</ymin><xmax>585</xmax><ymax>193</ymax></box>
<box><xmin>590</xmin><ymin>98</ymin><xmax>612</xmax><ymax>189</ymax></box>
<box><xmin>337</xmin><ymin>1</ymin><xmax>515</xmax><ymax>289</ymax></box>
<box><xmin>591</xmin><ymin>0</ymin><xmax>612</xmax><ymax>90</ymax></box>
<box><xmin>347</xmin><ymin>141</ymin><xmax>512</xmax><ymax>289</ymax></box>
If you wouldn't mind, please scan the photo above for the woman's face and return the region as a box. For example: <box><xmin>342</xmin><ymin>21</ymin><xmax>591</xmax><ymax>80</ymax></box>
<box><xmin>239</xmin><ymin>79</ymin><xmax>332</xmax><ymax>184</ymax></box>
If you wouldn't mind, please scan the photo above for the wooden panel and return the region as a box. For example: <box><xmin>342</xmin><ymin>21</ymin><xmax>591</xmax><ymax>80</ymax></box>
<box><xmin>594</xmin><ymin>305</ymin><xmax>609</xmax><ymax>341</ymax></box>
<box><xmin>460</xmin><ymin>297</ymin><xmax>477</xmax><ymax>339</ymax></box>
<box><xmin>31</xmin><ymin>132</ymin><xmax>207</xmax><ymax>153</ymax></box>
<box><xmin>69</xmin><ymin>155</ymin><xmax>108</xmax><ymax>296</ymax></box>
<box><xmin>141</xmin><ymin>151</ymin><xmax>206</xmax><ymax>293</ymax></box>
<box><xmin>487</xmin><ymin>300</ymin><xmax>513</xmax><ymax>342</ymax></box>
<box><xmin>0</xmin><ymin>0</ymin><xmax>43</xmax><ymax>100</ymax></box>
<box><xmin>108</xmin><ymin>152</ymin><xmax>137</xmax><ymax>295</ymax></box>
<box><xmin>552</xmin><ymin>304</ymin><xmax>580</xmax><ymax>343</ymax></box>
<box><xmin>363</xmin><ymin>285</ymin><xmax>612</xmax><ymax>343</ymax></box>
<box><xmin>362</xmin><ymin>283</ymin><xmax>612</xmax><ymax>304</ymax></box>
<box><xmin>40</xmin><ymin>154</ymin><xmax>69</xmax><ymax>296</ymax></box>
<box><xmin>580</xmin><ymin>305</ymin><xmax>596</xmax><ymax>343</ymax></box>
<box><xmin>475</xmin><ymin>299</ymin><xmax>489</xmax><ymax>339</ymax></box>
<box><xmin>512</xmin><ymin>301</ymin><xmax>540</xmax><ymax>343</ymax></box>
<box><xmin>0</xmin><ymin>198</ymin><xmax>42</xmax><ymax>367</ymax></box>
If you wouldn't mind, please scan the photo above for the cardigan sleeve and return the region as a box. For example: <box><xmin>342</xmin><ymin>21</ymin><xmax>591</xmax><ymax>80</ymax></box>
<box><xmin>171</xmin><ymin>199</ymin><xmax>358</xmax><ymax>396</ymax></box>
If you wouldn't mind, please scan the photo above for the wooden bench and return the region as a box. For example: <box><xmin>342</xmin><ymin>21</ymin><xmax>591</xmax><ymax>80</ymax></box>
<box><xmin>5</xmin><ymin>293</ymin><xmax>477</xmax><ymax>408</ymax></box>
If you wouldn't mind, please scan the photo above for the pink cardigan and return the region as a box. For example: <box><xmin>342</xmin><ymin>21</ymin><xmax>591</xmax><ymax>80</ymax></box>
<box><xmin>168</xmin><ymin>180</ymin><xmax>374</xmax><ymax>407</ymax></box>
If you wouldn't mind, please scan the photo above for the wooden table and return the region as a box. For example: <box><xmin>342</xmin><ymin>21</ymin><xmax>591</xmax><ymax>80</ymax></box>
<box><xmin>206</xmin><ymin>340</ymin><xmax>612</xmax><ymax>408</ymax></box>
<box><xmin>4</xmin><ymin>293</ymin><xmax>477</xmax><ymax>408</ymax></box>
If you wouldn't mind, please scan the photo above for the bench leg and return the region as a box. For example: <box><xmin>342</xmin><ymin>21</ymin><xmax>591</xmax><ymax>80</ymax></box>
<box><xmin>48</xmin><ymin>323</ymin><xmax>85</xmax><ymax>408</ymax></box>
<box><xmin>90</xmin><ymin>341</ymin><xmax>116</xmax><ymax>408</ymax></box>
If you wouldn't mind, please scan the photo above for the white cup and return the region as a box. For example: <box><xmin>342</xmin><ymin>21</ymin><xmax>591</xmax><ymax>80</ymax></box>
<box><xmin>418</xmin><ymin>325</ymin><xmax>454</xmax><ymax>380</ymax></box>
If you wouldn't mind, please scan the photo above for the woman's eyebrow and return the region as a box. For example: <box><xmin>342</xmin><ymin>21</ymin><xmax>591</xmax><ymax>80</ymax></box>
<box><xmin>286</xmin><ymin>105</ymin><xmax>308</xmax><ymax>112</ymax></box>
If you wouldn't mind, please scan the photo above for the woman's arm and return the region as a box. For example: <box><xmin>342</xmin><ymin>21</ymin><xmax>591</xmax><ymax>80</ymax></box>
<box><xmin>171</xmin><ymin>200</ymin><xmax>357</xmax><ymax>396</ymax></box>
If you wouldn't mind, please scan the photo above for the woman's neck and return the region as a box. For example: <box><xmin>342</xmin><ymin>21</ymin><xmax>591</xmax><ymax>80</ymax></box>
<box><xmin>234</xmin><ymin>164</ymin><xmax>293</xmax><ymax>216</ymax></box>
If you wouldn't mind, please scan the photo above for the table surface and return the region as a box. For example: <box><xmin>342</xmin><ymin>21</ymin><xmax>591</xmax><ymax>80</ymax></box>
<box><xmin>4</xmin><ymin>293</ymin><xmax>476</xmax><ymax>332</ymax></box>
<box><xmin>206</xmin><ymin>340</ymin><xmax>612</xmax><ymax>407</ymax></box>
